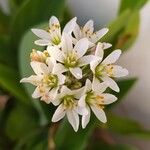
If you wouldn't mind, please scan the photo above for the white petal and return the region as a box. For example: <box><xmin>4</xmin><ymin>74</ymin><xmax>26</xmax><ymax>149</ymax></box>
<box><xmin>52</xmin><ymin>104</ymin><xmax>66</xmax><ymax>122</ymax></box>
<box><xmin>73</xmin><ymin>23</ymin><xmax>82</xmax><ymax>39</ymax></box>
<box><xmin>91</xmin><ymin>106</ymin><xmax>107</xmax><ymax>123</ymax></box>
<box><xmin>46</xmin><ymin>57</ymin><xmax>55</xmax><ymax>72</ymax></box>
<box><xmin>61</xmin><ymin>86</ymin><xmax>72</xmax><ymax>95</ymax></box>
<box><xmin>78</xmin><ymin>95</ymin><xmax>89</xmax><ymax>115</ymax></box>
<box><xmin>82</xmin><ymin>106</ymin><xmax>91</xmax><ymax>129</ymax></box>
<box><xmin>52</xmin><ymin>94</ymin><xmax>61</xmax><ymax>106</ymax></box>
<box><xmin>84</xmin><ymin>79</ymin><xmax>92</xmax><ymax>92</ymax></box>
<box><xmin>103</xmin><ymin>42</ymin><xmax>112</xmax><ymax>49</ymax></box>
<box><xmin>48</xmin><ymin>87</ymin><xmax>59</xmax><ymax>102</ymax></box>
<box><xmin>102</xmin><ymin>49</ymin><xmax>121</xmax><ymax>65</ymax></box>
<box><xmin>61</xmin><ymin>33</ymin><xmax>73</xmax><ymax>54</ymax></box>
<box><xmin>101</xmin><ymin>93</ymin><xmax>117</xmax><ymax>104</ymax></box>
<box><xmin>20</xmin><ymin>75</ymin><xmax>42</xmax><ymax>86</ymax></box>
<box><xmin>73</xmin><ymin>87</ymin><xmax>84</xmax><ymax>99</ymax></box>
<box><xmin>40</xmin><ymin>64</ymin><xmax>49</xmax><ymax>74</ymax></box>
<box><xmin>47</xmin><ymin>46</ymin><xmax>64</xmax><ymax>63</ymax></box>
<box><xmin>90</xmin><ymin>60</ymin><xmax>100</xmax><ymax>73</ymax></box>
<box><xmin>49</xmin><ymin>16</ymin><xmax>60</xmax><ymax>28</ymax></box>
<box><xmin>78</xmin><ymin>95</ymin><xmax>86</xmax><ymax>108</ymax></box>
<box><xmin>95</xmin><ymin>42</ymin><xmax>104</xmax><ymax>58</ymax></box>
<box><xmin>74</xmin><ymin>38</ymin><xmax>89</xmax><ymax>58</ymax></box>
<box><xmin>92</xmin><ymin>77</ymin><xmax>107</xmax><ymax>94</ymax></box>
<box><xmin>41</xmin><ymin>87</ymin><xmax>59</xmax><ymax>104</ymax></box>
<box><xmin>70</xmin><ymin>67</ymin><xmax>82</xmax><ymax>79</ymax></box>
<box><xmin>34</xmin><ymin>39</ymin><xmax>50</xmax><ymax>46</ymax></box>
<box><xmin>78</xmin><ymin>106</ymin><xmax>89</xmax><ymax>116</ymax></box>
<box><xmin>31</xmin><ymin>29</ymin><xmax>51</xmax><ymax>40</ymax></box>
<box><xmin>32</xmin><ymin>85</ymin><xmax>49</xmax><ymax>99</ymax></box>
<box><xmin>53</xmin><ymin>63</ymin><xmax>68</xmax><ymax>74</ymax></box>
<box><xmin>83</xmin><ymin>20</ymin><xmax>94</xmax><ymax>33</ymax></box>
<box><xmin>91</xmin><ymin>28</ymin><xmax>109</xmax><ymax>43</ymax></box>
<box><xmin>66</xmin><ymin>109</ymin><xmax>79</xmax><ymax>132</ymax></box>
<box><xmin>63</xmin><ymin>17</ymin><xmax>77</xmax><ymax>34</ymax></box>
<box><xmin>57</xmin><ymin>74</ymin><xmax>66</xmax><ymax>85</ymax></box>
<box><xmin>30</xmin><ymin>61</ymin><xmax>49</xmax><ymax>75</ymax></box>
<box><xmin>79</xmin><ymin>55</ymin><xmax>100</xmax><ymax>66</ymax></box>
<box><xmin>32</xmin><ymin>87</ymin><xmax>41</xmax><ymax>98</ymax></box>
<box><xmin>101</xmin><ymin>76</ymin><xmax>120</xmax><ymax>92</ymax></box>
<box><xmin>112</xmin><ymin>65</ymin><xmax>129</xmax><ymax>77</ymax></box>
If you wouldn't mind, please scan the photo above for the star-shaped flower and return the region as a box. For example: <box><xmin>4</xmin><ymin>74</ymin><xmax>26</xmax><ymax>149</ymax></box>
<box><xmin>78</xmin><ymin>79</ymin><xmax>117</xmax><ymax>128</ymax></box>
<box><xmin>20</xmin><ymin>58</ymin><xmax>65</xmax><ymax>104</ymax></box>
<box><xmin>32</xmin><ymin>16</ymin><xmax>77</xmax><ymax>47</ymax></box>
<box><xmin>52</xmin><ymin>86</ymin><xmax>83</xmax><ymax>132</ymax></box>
<box><xmin>73</xmin><ymin>20</ymin><xmax>111</xmax><ymax>48</ymax></box>
<box><xmin>90</xmin><ymin>43</ymin><xmax>129</xmax><ymax>92</ymax></box>
<box><xmin>48</xmin><ymin>33</ymin><xmax>99</xmax><ymax>79</ymax></box>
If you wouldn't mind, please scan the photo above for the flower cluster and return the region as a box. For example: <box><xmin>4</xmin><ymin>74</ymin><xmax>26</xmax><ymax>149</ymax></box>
<box><xmin>21</xmin><ymin>16</ymin><xmax>128</xmax><ymax>132</ymax></box>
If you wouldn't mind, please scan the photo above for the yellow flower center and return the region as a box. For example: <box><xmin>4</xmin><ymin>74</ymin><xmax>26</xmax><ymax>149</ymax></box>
<box><xmin>64</xmin><ymin>53</ymin><xmax>78</xmax><ymax>68</ymax></box>
<box><xmin>62</xmin><ymin>95</ymin><xmax>76</xmax><ymax>109</ymax></box>
<box><xmin>86</xmin><ymin>91</ymin><xmax>105</xmax><ymax>109</ymax></box>
<box><xmin>95</xmin><ymin>65</ymin><xmax>105</xmax><ymax>76</ymax></box>
<box><xmin>43</xmin><ymin>74</ymin><xmax>58</xmax><ymax>88</ymax></box>
<box><xmin>95</xmin><ymin>64</ymin><xmax>114</xmax><ymax>77</ymax></box>
<box><xmin>51</xmin><ymin>36</ymin><xmax>61</xmax><ymax>45</ymax></box>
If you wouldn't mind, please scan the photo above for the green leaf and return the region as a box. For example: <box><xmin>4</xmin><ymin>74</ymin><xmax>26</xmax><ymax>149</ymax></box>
<box><xmin>0</xmin><ymin>63</ymin><xmax>31</xmax><ymax>105</ymax></box>
<box><xmin>108</xmin><ymin>78</ymin><xmax>137</xmax><ymax>108</ymax></box>
<box><xmin>115</xmin><ymin>11</ymin><xmax>140</xmax><ymax>51</ymax></box>
<box><xmin>101</xmin><ymin>10</ymin><xmax>130</xmax><ymax>43</ymax></box>
<box><xmin>107</xmin><ymin>114</ymin><xmax>150</xmax><ymax>139</ymax></box>
<box><xmin>5</xmin><ymin>104</ymin><xmax>39</xmax><ymax>140</ymax></box>
<box><xmin>15</xmin><ymin>127</ymin><xmax>48</xmax><ymax>150</ymax></box>
<box><xmin>119</xmin><ymin>0</ymin><xmax>148</xmax><ymax>13</ymax></box>
<box><xmin>0</xmin><ymin>10</ymin><xmax>10</xmax><ymax>35</ymax></box>
<box><xmin>10</xmin><ymin>0</ymin><xmax>65</xmax><ymax>50</ymax></box>
<box><xmin>55</xmin><ymin>118</ymin><xmax>95</xmax><ymax>150</ymax></box>
<box><xmin>9</xmin><ymin>0</ymin><xmax>26</xmax><ymax>13</ymax></box>
<box><xmin>116</xmin><ymin>78</ymin><xmax>137</xmax><ymax>101</ymax></box>
<box><xmin>89</xmin><ymin>143</ymin><xmax>137</xmax><ymax>150</ymax></box>
<box><xmin>0</xmin><ymin>36</ymin><xmax>17</xmax><ymax>67</ymax></box>
<box><xmin>102</xmin><ymin>0</ymin><xmax>146</xmax><ymax>52</ymax></box>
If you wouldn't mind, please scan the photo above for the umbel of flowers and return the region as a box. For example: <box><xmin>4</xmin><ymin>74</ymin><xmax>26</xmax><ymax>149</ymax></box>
<box><xmin>21</xmin><ymin>16</ymin><xmax>128</xmax><ymax>132</ymax></box>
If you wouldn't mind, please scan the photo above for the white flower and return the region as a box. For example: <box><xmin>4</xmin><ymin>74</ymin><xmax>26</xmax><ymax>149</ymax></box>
<box><xmin>78</xmin><ymin>79</ymin><xmax>117</xmax><ymax>129</ymax></box>
<box><xmin>73</xmin><ymin>20</ymin><xmax>111</xmax><ymax>48</ymax></box>
<box><xmin>90</xmin><ymin>43</ymin><xmax>129</xmax><ymax>92</ymax></box>
<box><xmin>20</xmin><ymin>58</ymin><xmax>65</xmax><ymax>104</ymax></box>
<box><xmin>52</xmin><ymin>86</ymin><xmax>83</xmax><ymax>132</ymax></box>
<box><xmin>47</xmin><ymin>33</ymin><xmax>99</xmax><ymax>79</ymax></box>
<box><xmin>31</xmin><ymin>16</ymin><xmax>77</xmax><ymax>46</ymax></box>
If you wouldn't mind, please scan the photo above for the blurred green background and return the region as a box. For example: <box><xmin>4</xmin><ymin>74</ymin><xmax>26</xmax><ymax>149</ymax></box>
<box><xmin>0</xmin><ymin>0</ymin><xmax>150</xmax><ymax>149</ymax></box>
